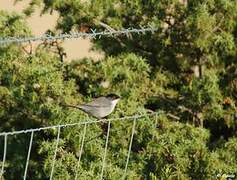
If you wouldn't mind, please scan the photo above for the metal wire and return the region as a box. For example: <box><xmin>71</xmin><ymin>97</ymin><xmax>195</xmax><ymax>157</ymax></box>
<box><xmin>74</xmin><ymin>124</ymin><xmax>87</xmax><ymax>180</ymax></box>
<box><xmin>149</xmin><ymin>113</ymin><xmax>158</xmax><ymax>159</ymax></box>
<box><xmin>152</xmin><ymin>113</ymin><xmax>158</xmax><ymax>141</ymax></box>
<box><xmin>50</xmin><ymin>126</ymin><xmax>61</xmax><ymax>180</ymax></box>
<box><xmin>100</xmin><ymin>120</ymin><xmax>111</xmax><ymax>180</ymax></box>
<box><xmin>23</xmin><ymin>131</ymin><xmax>34</xmax><ymax>180</ymax></box>
<box><xmin>0</xmin><ymin>134</ymin><xmax>7</xmax><ymax>177</ymax></box>
<box><xmin>0</xmin><ymin>23</ymin><xmax>160</xmax><ymax>179</ymax></box>
<box><xmin>0</xmin><ymin>26</ymin><xmax>158</xmax><ymax>45</ymax></box>
<box><xmin>0</xmin><ymin>113</ymin><xmax>158</xmax><ymax>137</ymax></box>
<box><xmin>123</xmin><ymin>118</ymin><xmax>137</xmax><ymax>180</ymax></box>
<box><xmin>0</xmin><ymin>113</ymin><xmax>158</xmax><ymax>179</ymax></box>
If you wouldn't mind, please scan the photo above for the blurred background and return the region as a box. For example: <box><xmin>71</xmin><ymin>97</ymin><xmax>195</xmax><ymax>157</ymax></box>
<box><xmin>0</xmin><ymin>0</ymin><xmax>103</xmax><ymax>61</ymax></box>
<box><xmin>1</xmin><ymin>0</ymin><xmax>237</xmax><ymax>179</ymax></box>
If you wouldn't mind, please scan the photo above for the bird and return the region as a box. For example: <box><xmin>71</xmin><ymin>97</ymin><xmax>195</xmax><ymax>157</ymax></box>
<box><xmin>64</xmin><ymin>94</ymin><xmax>121</xmax><ymax>119</ymax></box>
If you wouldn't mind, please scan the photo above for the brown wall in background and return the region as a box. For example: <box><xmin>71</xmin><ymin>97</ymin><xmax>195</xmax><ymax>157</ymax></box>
<box><xmin>0</xmin><ymin>0</ymin><xmax>103</xmax><ymax>61</ymax></box>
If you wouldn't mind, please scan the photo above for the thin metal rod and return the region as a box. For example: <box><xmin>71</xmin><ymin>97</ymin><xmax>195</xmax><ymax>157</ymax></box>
<box><xmin>149</xmin><ymin>114</ymin><xmax>158</xmax><ymax>158</ymax></box>
<box><xmin>50</xmin><ymin>127</ymin><xmax>61</xmax><ymax>180</ymax></box>
<box><xmin>100</xmin><ymin>121</ymin><xmax>111</xmax><ymax>180</ymax></box>
<box><xmin>74</xmin><ymin>124</ymin><xmax>87</xmax><ymax>180</ymax></box>
<box><xmin>0</xmin><ymin>135</ymin><xmax>7</xmax><ymax>177</ymax></box>
<box><xmin>152</xmin><ymin>113</ymin><xmax>158</xmax><ymax>141</ymax></box>
<box><xmin>123</xmin><ymin>118</ymin><xmax>136</xmax><ymax>180</ymax></box>
<box><xmin>0</xmin><ymin>112</ymin><xmax>158</xmax><ymax>137</ymax></box>
<box><xmin>23</xmin><ymin>131</ymin><xmax>34</xmax><ymax>180</ymax></box>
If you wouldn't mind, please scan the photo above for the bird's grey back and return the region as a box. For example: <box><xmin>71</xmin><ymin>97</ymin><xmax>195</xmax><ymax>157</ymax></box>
<box><xmin>87</xmin><ymin>97</ymin><xmax>112</xmax><ymax>107</ymax></box>
<box><xmin>78</xmin><ymin>97</ymin><xmax>114</xmax><ymax>119</ymax></box>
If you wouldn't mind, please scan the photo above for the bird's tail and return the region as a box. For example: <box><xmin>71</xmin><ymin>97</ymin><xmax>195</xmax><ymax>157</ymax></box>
<box><xmin>61</xmin><ymin>103</ymin><xmax>84</xmax><ymax>110</ymax></box>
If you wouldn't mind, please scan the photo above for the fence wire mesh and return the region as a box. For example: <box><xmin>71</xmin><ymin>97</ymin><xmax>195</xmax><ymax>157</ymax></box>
<box><xmin>0</xmin><ymin>23</ymin><xmax>160</xmax><ymax>179</ymax></box>
<box><xmin>0</xmin><ymin>112</ymin><xmax>158</xmax><ymax>179</ymax></box>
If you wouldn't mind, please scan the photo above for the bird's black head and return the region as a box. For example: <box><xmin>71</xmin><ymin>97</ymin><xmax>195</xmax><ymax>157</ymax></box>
<box><xmin>106</xmin><ymin>93</ymin><xmax>121</xmax><ymax>100</ymax></box>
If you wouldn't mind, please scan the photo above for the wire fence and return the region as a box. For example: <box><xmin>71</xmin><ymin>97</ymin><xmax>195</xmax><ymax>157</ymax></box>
<box><xmin>0</xmin><ymin>26</ymin><xmax>157</xmax><ymax>45</ymax></box>
<box><xmin>0</xmin><ymin>112</ymin><xmax>159</xmax><ymax>179</ymax></box>
<box><xmin>0</xmin><ymin>24</ymin><xmax>160</xmax><ymax>179</ymax></box>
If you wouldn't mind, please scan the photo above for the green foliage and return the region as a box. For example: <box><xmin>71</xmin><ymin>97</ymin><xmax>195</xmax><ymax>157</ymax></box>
<box><xmin>67</xmin><ymin>53</ymin><xmax>152</xmax><ymax>115</ymax></box>
<box><xmin>1</xmin><ymin>0</ymin><xmax>237</xmax><ymax>179</ymax></box>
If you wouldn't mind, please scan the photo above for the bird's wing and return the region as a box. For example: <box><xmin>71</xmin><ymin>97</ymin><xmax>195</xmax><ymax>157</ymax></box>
<box><xmin>63</xmin><ymin>97</ymin><xmax>111</xmax><ymax>109</ymax></box>
<box><xmin>64</xmin><ymin>104</ymin><xmax>83</xmax><ymax>109</ymax></box>
<box><xmin>86</xmin><ymin>97</ymin><xmax>111</xmax><ymax>107</ymax></box>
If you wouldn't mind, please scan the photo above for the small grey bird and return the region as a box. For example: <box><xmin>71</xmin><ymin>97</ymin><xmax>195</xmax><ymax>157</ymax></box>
<box><xmin>65</xmin><ymin>94</ymin><xmax>121</xmax><ymax>119</ymax></box>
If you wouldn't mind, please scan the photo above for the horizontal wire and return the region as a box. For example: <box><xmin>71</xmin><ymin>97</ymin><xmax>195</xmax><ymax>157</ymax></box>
<box><xmin>0</xmin><ymin>112</ymin><xmax>158</xmax><ymax>137</ymax></box>
<box><xmin>0</xmin><ymin>26</ymin><xmax>158</xmax><ymax>45</ymax></box>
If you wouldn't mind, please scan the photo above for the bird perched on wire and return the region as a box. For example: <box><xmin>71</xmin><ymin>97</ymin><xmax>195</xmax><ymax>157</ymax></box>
<box><xmin>64</xmin><ymin>94</ymin><xmax>121</xmax><ymax>119</ymax></box>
